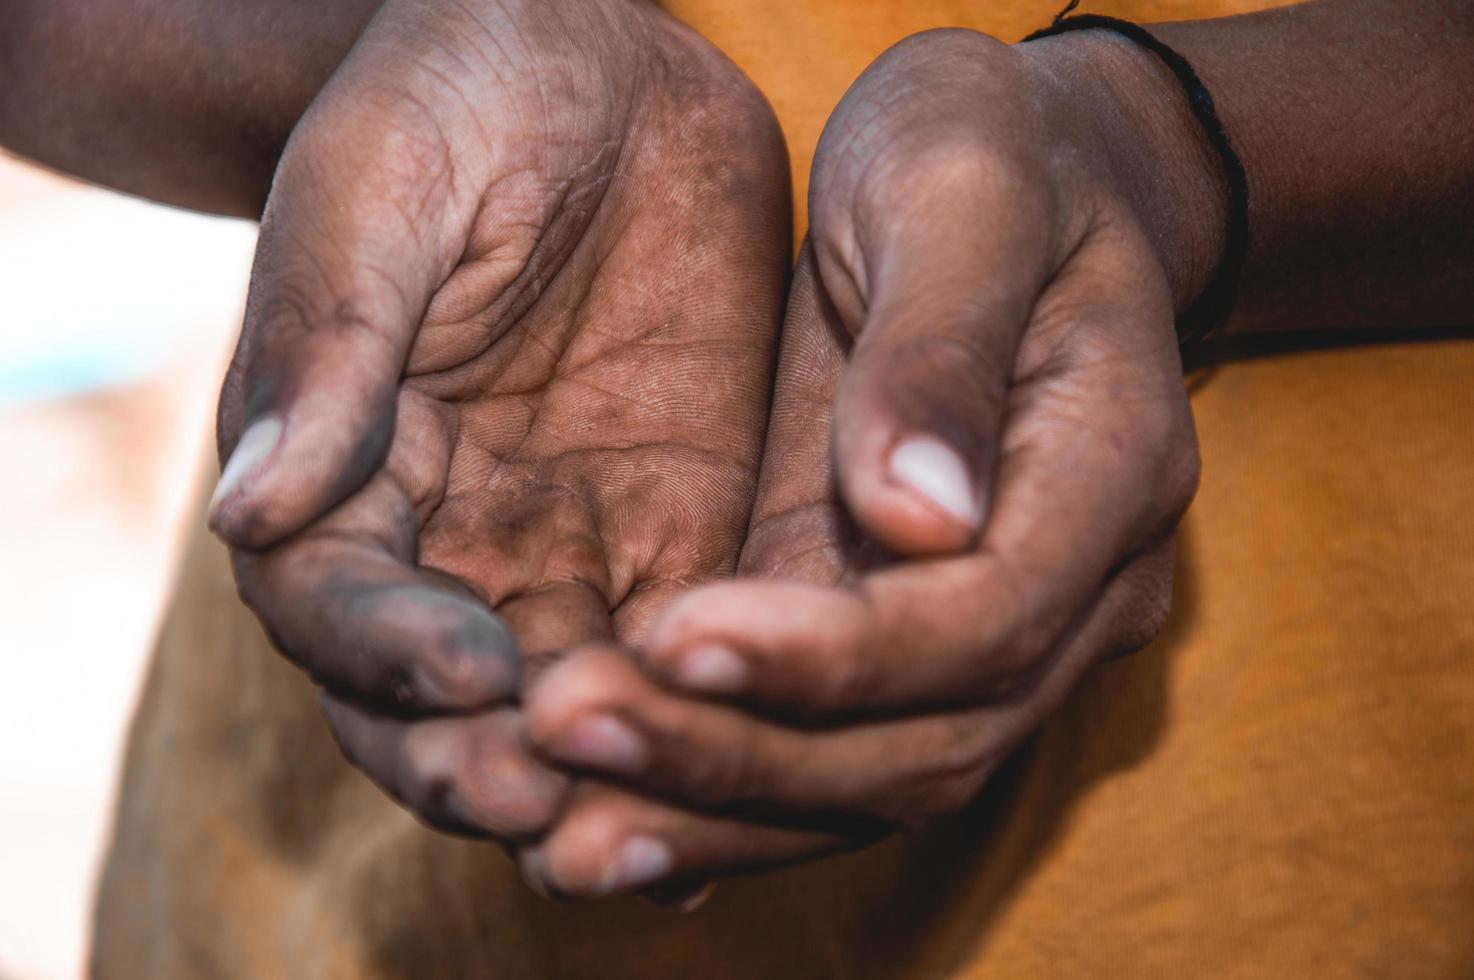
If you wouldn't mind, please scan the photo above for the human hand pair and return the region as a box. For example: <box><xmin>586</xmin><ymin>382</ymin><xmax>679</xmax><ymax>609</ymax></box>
<box><xmin>211</xmin><ymin>14</ymin><xmax>1205</xmax><ymax>900</ymax></box>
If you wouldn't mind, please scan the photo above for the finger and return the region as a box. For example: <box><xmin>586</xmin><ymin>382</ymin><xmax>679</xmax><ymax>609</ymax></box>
<box><xmin>321</xmin><ymin>696</ymin><xmax>568</xmax><ymax>841</ymax></box>
<box><xmin>524</xmin><ymin>545</ymin><xmax>1179</xmax><ymax>897</ymax></box>
<box><xmin>543</xmin><ymin>543</ymin><xmax>1178</xmax><ymax>826</ymax></box>
<box><xmin>526</xmin><ymin>647</ymin><xmax>1016</xmax><ymax>823</ymax></box>
<box><xmin>610</xmin><ymin>579</ymin><xmax>703</xmax><ymax>652</ymax></box>
<box><xmin>812</xmin><ymin>139</ymin><xmax>1060</xmax><ymax>556</ymax></box>
<box><xmin>519</xmin><ymin>784</ymin><xmax>855</xmax><ymax>900</ymax></box>
<box><xmin>735</xmin><ymin>245</ymin><xmax>856</xmax><ymax>584</ymax></box>
<box><xmin>236</xmin><ymin>472</ymin><xmax>519</xmax><ymax>714</ymax></box>
<box><xmin>209</xmin><ymin>85</ymin><xmax>468</xmax><ymax>548</ymax></box>
<box><xmin>646</xmin><ymin>226</ymin><xmax>1195</xmax><ymax>714</ymax></box>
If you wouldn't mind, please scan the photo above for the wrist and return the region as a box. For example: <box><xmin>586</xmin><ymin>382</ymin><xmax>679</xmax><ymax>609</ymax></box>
<box><xmin>1021</xmin><ymin>31</ymin><xmax>1228</xmax><ymax>316</ymax></box>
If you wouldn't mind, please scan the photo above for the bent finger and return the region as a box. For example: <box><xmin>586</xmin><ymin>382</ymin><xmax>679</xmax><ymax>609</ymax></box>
<box><xmin>648</xmin><ymin>223</ymin><xmax>1193</xmax><ymax>714</ymax></box>
<box><xmin>520</xmin><ymin>784</ymin><xmax>856</xmax><ymax>900</ymax></box>
<box><xmin>321</xmin><ymin>697</ymin><xmax>568</xmax><ymax>841</ymax></box>
<box><xmin>236</xmin><ymin>468</ymin><xmax>519</xmax><ymax>714</ymax></box>
<box><xmin>211</xmin><ymin>83</ymin><xmax>469</xmax><ymax>547</ymax></box>
<box><xmin>527</xmin><ymin>647</ymin><xmax>1020</xmax><ymax>823</ymax></box>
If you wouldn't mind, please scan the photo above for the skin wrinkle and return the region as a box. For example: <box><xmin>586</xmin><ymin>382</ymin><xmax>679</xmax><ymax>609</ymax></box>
<box><xmin>189</xmin><ymin>0</ymin><xmax>792</xmax><ymax>858</ymax></box>
<box><xmin>12</xmin><ymin>0</ymin><xmax>1456</xmax><ymax>959</ymax></box>
<box><xmin>508</xmin><ymin>14</ymin><xmax>1227</xmax><ymax>893</ymax></box>
<box><xmin>104</xmin><ymin>0</ymin><xmax>1385</xmax><ymax>918</ymax></box>
<box><xmin>0</xmin><ymin>0</ymin><xmax>381</xmax><ymax>215</ymax></box>
<box><xmin>421</xmin><ymin>157</ymin><xmax>754</xmax><ymax>477</ymax></box>
<box><xmin>435</xmin><ymin>178</ymin><xmax>556</xmax><ymax>315</ymax></box>
<box><xmin>412</xmin><ymin>144</ymin><xmax>630</xmax><ymax>395</ymax></box>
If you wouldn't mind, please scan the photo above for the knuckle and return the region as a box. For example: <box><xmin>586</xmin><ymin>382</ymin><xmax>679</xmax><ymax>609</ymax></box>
<box><xmin>449</xmin><ymin>721</ymin><xmax>567</xmax><ymax>840</ymax></box>
<box><xmin>897</xmin><ymin>719</ymin><xmax>1004</xmax><ymax>822</ymax></box>
<box><xmin>249</xmin><ymin>277</ymin><xmax>401</xmax><ymax>356</ymax></box>
<box><xmin>913</xmin><ymin>767</ymin><xmax>988</xmax><ymax>821</ymax></box>
<box><xmin>679</xmin><ymin>728</ymin><xmax>766</xmax><ymax>810</ymax></box>
<box><xmin>972</xmin><ymin>571</ymin><xmax>1050</xmax><ymax>698</ymax></box>
<box><xmin>874</xmin><ymin>333</ymin><xmax>1011</xmax><ymax>440</ymax></box>
<box><xmin>399</xmin><ymin>746</ymin><xmax>494</xmax><ymax>837</ymax></box>
<box><xmin>818</xmin><ymin>648</ymin><xmax>880</xmax><ymax>713</ymax></box>
<box><xmin>887</xmin><ymin>329</ymin><xmax>998</xmax><ymax>383</ymax></box>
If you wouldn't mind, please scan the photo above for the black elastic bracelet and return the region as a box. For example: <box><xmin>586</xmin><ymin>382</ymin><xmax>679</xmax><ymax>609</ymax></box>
<box><xmin>1024</xmin><ymin>1</ymin><xmax>1249</xmax><ymax>348</ymax></box>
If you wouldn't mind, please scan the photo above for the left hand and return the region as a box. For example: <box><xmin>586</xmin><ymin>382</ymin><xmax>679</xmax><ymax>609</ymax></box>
<box><xmin>518</xmin><ymin>29</ymin><xmax>1206</xmax><ymax>898</ymax></box>
<box><xmin>208</xmin><ymin>0</ymin><xmax>792</xmax><ymax>848</ymax></box>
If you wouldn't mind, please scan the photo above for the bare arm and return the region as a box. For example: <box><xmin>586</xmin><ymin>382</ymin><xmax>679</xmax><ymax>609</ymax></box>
<box><xmin>1037</xmin><ymin>0</ymin><xmax>1474</xmax><ymax>333</ymax></box>
<box><xmin>0</xmin><ymin>0</ymin><xmax>380</xmax><ymax>216</ymax></box>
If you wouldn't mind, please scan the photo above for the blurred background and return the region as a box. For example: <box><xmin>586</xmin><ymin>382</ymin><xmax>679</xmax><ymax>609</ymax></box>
<box><xmin>0</xmin><ymin>153</ymin><xmax>257</xmax><ymax>980</ymax></box>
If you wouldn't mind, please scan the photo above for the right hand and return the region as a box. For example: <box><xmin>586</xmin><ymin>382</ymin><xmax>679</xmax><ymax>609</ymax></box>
<box><xmin>209</xmin><ymin>0</ymin><xmax>790</xmax><ymax>843</ymax></box>
<box><xmin>517</xmin><ymin>27</ymin><xmax>1211</xmax><ymax>898</ymax></box>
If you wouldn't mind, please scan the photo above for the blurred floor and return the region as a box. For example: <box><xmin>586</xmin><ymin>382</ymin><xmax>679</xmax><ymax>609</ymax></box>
<box><xmin>0</xmin><ymin>155</ymin><xmax>255</xmax><ymax>980</ymax></box>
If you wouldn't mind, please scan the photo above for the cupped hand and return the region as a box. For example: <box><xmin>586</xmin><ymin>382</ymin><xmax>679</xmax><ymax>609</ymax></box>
<box><xmin>520</xmin><ymin>28</ymin><xmax>1206</xmax><ymax>895</ymax></box>
<box><xmin>209</xmin><ymin>0</ymin><xmax>790</xmax><ymax>840</ymax></box>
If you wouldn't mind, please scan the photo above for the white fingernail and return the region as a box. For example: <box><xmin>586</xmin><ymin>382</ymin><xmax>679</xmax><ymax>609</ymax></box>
<box><xmin>557</xmin><ymin>715</ymin><xmax>647</xmax><ymax>775</ymax></box>
<box><xmin>210</xmin><ymin>416</ymin><xmax>282</xmax><ymax>513</ymax></box>
<box><xmin>603</xmin><ymin>837</ymin><xmax>673</xmax><ymax>894</ymax></box>
<box><xmin>888</xmin><ymin>435</ymin><xmax>981</xmax><ymax>527</ymax></box>
<box><xmin>675</xmin><ymin>645</ymin><xmax>747</xmax><ymax>693</ymax></box>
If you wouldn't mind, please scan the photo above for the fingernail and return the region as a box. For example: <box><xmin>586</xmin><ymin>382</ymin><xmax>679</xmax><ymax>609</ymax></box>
<box><xmin>209</xmin><ymin>416</ymin><xmax>283</xmax><ymax>517</ymax></box>
<box><xmin>555</xmin><ymin>715</ymin><xmax>647</xmax><ymax>775</ymax></box>
<box><xmin>888</xmin><ymin>435</ymin><xmax>981</xmax><ymax>528</ymax></box>
<box><xmin>675</xmin><ymin>644</ymin><xmax>747</xmax><ymax>693</ymax></box>
<box><xmin>602</xmin><ymin>836</ymin><xmax>672</xmax><ymax>894</ymax></box>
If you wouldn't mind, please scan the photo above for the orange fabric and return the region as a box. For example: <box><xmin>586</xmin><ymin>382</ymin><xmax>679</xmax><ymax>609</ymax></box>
<box><xmin>94</xmin><ymin>1</ymin><xmax>1474</xmax><ymax>977</ymax></box>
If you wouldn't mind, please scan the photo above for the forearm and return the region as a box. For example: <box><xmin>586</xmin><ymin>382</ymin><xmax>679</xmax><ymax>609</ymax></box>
<box><xmin>0</xmin><ymin>0</ymin><xmax>381</xmax><ymax>217</ymax></box>
<box><xmin>1032</xmin><ymin>0</ymin><xmax>1474</xmax><ymax>333</ymax></box>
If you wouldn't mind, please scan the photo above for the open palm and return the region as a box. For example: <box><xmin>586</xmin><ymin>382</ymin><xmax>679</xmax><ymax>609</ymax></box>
<box><xmin>210</xmin><ymin>0</ymin><xmax>789</xmax><ymax>840</ymax></box>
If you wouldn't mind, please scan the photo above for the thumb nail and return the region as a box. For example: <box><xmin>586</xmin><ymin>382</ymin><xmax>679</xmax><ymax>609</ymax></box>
<box><xmin>888</xmin><ymin>435</ymin><xmax>982</xmax><ymax>528</ymax></box>
<box><xmin>209</xmin><ymin>416</ymin><xmax>282</xmax><ymax>519</ymax></box>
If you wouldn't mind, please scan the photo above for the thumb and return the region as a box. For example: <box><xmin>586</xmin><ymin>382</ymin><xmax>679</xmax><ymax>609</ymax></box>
<box><xmin>817</xmin><ymin>199</ymin><xmax>1051</xmax><ymax>555</ymax></box>
<box><xmin>209</xmin><ymin>109</ymin><xmax>458</xmax><ymax>549</ymax></box>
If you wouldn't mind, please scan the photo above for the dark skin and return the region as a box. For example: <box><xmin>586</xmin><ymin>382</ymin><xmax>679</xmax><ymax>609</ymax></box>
<box><xmin>520</xmin><ymin>3</ymin><xmax>1474</xmax><ymax>896</ymax></box>
<box><xmin>519</xmin><ymin>30</ymin><xmax>1203</xmax><ymax>893</ymax></box>
<box><xmin>0</xmin><ymin>0</ymin><xmax>381</xmax><ymax>216</ymax></box>
<box><xmin>208</xmin><ymin>0</ymin><xmax>792</xmax><ymax>849</ymax></box>
<box><xmin>5</xmin><ymin>0</ymin><xmax>1473</xmax><ymax>903</ymax></box>
<box><xmin>5</xmin><ymin>0</ymin><xmax>791</xmax><ymax>902</ymax></box>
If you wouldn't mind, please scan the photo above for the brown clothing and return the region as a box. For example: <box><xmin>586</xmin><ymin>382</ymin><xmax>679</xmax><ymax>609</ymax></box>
<box><xmin>94</xmin><ymin>1</ymin><xmax>1474</xmax><ymax>976</ymax></box>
